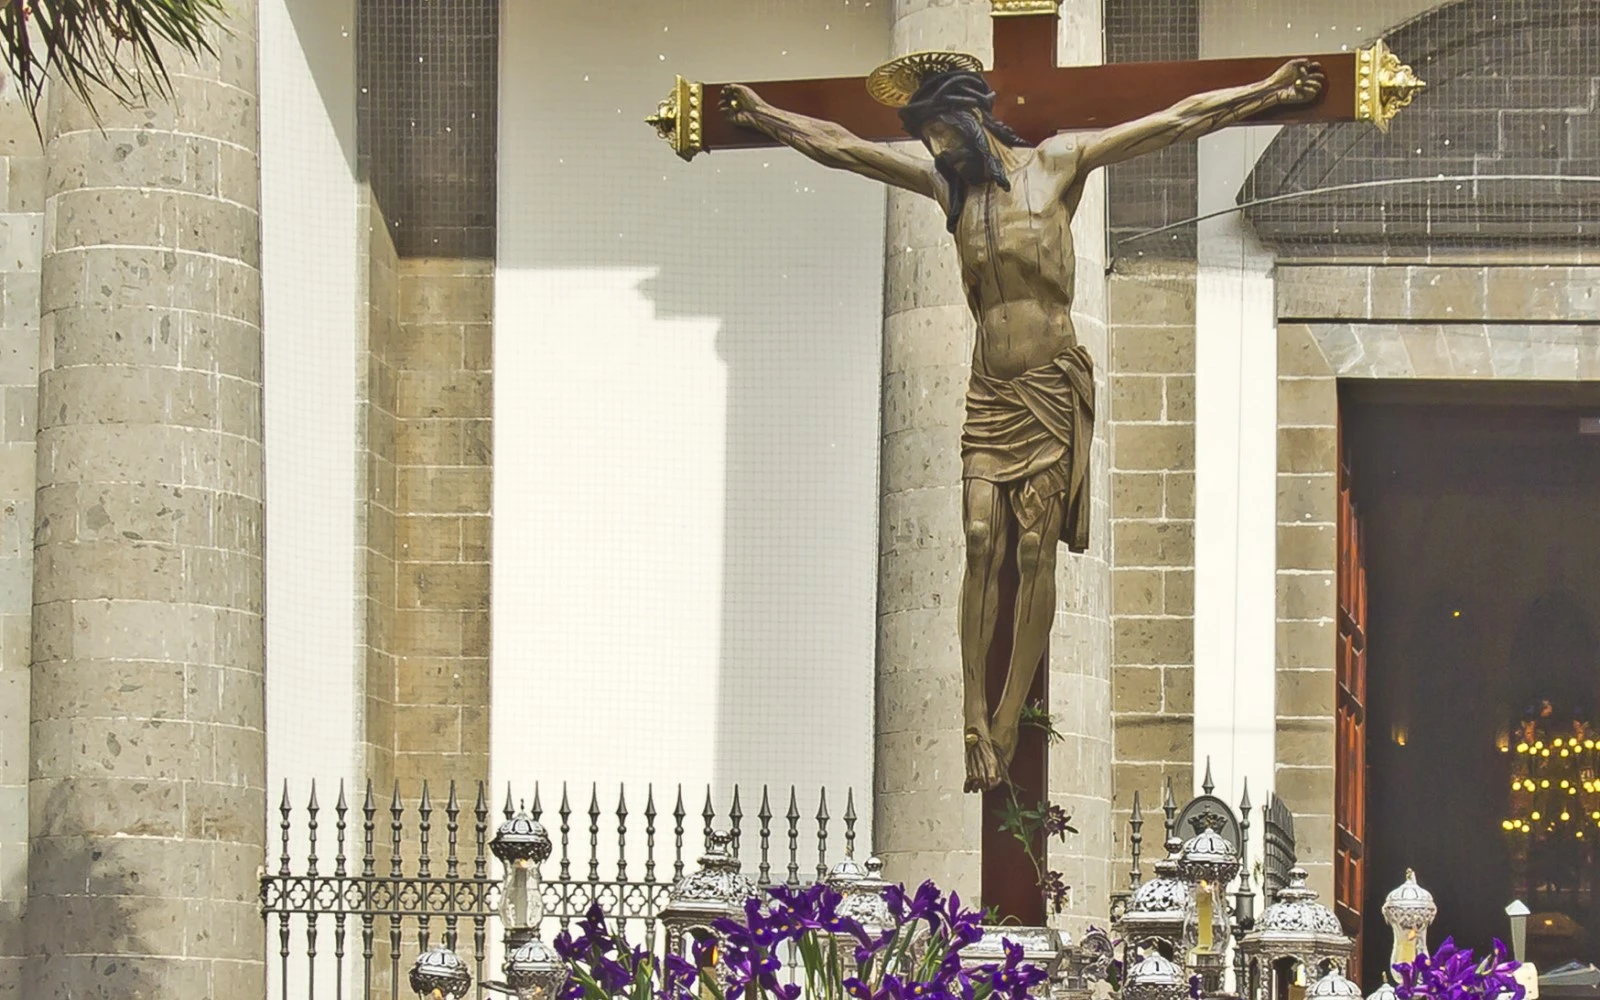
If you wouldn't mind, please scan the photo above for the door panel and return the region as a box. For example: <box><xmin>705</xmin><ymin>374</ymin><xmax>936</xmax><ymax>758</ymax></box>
<box><xmin>1335</xmin><ymin>415</ymin><xmax>1369</xmax><ymax>968</ymax></box>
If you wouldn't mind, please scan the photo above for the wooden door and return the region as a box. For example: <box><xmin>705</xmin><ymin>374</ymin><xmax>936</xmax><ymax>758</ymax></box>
<box><xmin>1335</xmin><ymin>416</ymin><xmax>1369</xmax><ymax>963</ymax></box>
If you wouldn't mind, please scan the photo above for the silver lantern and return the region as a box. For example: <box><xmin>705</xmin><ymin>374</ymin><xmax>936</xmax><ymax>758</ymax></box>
<box><xmin>1307</xmin><ymin>969</ymin><xmax>1363</xmax><ymax>1000</ymax></box>
<box><xmin>1238</xmin><ymin>868</ymin><xmax>1354</xmax><ymax>1000</ymax></box>
<box><xmin>410</xmin><ymin>945</ymin><xmax>474</xmax><ymax>999</ymax></box>
<box><xmin>1177</xmin><ymin>819</ymin><xmax>1238</xmax><ymax>961</ymax></box>
<box><xmin>827</xmin><ymin>854</ymin><xmax>894</xmax><ymax>936</ymax></box>
<box><xmin>504</xmin><ymin>935</ymin><xmax>571</xmax><ymax>1000</ymax></box>
<box><xmin>660</xmin><ymin>832</ymin><xmax>756</xmax><ymax>981</ymax></box>
<box><xmin>1117</xmin><ymin>837</ymin><xmax>1193</xmax><ymax>958</ymax></box>
<box><xmin>1123</xmin><ymin>951</ymin><xmax>1191</xmax><ymax>1000</ymax></box>
<box><xmin>491</xmin><ymin>805</ymin><xmax>554</xmax><ymax>951</ymax></box>
<box><xmin>1380</xmin><ymin>870</ymin><xmax>1437</xmax><ymax>969</ymax></box>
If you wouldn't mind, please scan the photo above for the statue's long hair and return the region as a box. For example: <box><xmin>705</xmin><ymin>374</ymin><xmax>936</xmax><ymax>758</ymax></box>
<box><xmin>900</xmin><ymin>71</ymin><xmax>1032</xmax><ymax>233</ymax></box>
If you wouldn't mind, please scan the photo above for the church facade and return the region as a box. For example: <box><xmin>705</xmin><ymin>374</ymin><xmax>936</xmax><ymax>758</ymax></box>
<box><xmin>0</xmin><ymin>0</ymin><xmax>1596</xmax><ymax>995</ymax></box>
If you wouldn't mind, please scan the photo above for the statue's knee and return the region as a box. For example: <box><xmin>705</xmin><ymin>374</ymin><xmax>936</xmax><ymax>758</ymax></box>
<box><xmin>965</xmin><ymin>519</ymin><xmax>994</xmax><ymax>564</ymax></box>
<box><xmin>1016</xmin><ymin>530</ymin><xmax>1045</xmax><ymax>574</ymax></box>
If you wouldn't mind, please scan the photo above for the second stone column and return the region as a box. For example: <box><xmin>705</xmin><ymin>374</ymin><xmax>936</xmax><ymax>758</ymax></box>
<box><xmin>874</xmin><ymin>0</ymin><xmax>1113</xmax><ymax>930</ymax></box>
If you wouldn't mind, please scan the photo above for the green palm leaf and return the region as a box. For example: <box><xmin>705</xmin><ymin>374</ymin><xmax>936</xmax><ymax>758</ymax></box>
<box><xmin>0</xmin><ymin>0</ymin><xmax>229</xmax><ymax>125</ymax></box>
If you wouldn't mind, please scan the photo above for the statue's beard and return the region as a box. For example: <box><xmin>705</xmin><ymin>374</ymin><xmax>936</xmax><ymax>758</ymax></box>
<box><xmin>930</xmin><ymin>116</ymin><xmax>1011</xmax><ymax>234</ymax></box>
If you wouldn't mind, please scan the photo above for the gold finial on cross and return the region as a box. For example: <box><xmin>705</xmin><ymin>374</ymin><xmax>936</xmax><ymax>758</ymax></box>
<box><xmin>991</xmin><ymin>0</ymin><xmax>1061</xmax><ymax>17</ymax></box>
<box><xmin>1356</xmin><ymin>38</ymin><xmax>1426</xmax><ymax>132</ymax></box>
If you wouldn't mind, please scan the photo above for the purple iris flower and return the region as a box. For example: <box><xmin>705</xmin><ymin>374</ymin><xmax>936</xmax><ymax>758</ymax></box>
<box><xmin>1393</xmin><ymin>937</ymin><xmax>1525</xmax><ymax>1000</ymax></box>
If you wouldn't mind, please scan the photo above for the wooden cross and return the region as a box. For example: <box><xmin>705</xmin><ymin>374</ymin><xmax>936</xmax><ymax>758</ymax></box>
<box><xmin>644</xmin><ymin>0</ymin><xmax>1420</xmax><ymax>927</ymax></box>
<box><xmin>647</xmin><ymin>1</ymin><xmax>1423</xmax><ymax>160</ymax></box>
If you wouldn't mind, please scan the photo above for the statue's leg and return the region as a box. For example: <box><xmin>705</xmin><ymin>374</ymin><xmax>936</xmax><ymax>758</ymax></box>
<box><xmin>960</xmin><ymin>477</ymin><xmax>1008</xmax><ymax>793</ymax></box>
<box><xmin>990</xmin><ymin>480</ymin><xmax>1066</xmax><ymax>766</ymax></box>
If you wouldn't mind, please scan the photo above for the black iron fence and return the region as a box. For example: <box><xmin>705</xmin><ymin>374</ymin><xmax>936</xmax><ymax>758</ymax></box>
<box><xmin>259</xmin><ymin>780</ymin><xmax>855</xmax><ymax>1000</ymax></box>
<box><xmin>1262</xmin><ymin>793</ymin><xmax>1297</xmax><ymax>899</ymax></box>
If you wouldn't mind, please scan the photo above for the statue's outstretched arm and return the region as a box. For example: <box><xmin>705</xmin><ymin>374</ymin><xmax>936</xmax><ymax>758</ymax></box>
<box><xmin>1074</xmin><ymin>58</ymin><xmax>1325</xmax><ymax>172</ymax></box>
<box><xmin>720</xmin><ymin>84</ymin><xmax>943</xmax><ymax>201</ymax></box>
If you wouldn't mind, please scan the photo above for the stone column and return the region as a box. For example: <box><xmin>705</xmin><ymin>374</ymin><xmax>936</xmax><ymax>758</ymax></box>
<box><xmin>27</xmin><ymin>4</ymin><xmax>266</xmax><ymax>996</ymax></box>
<box><xmin>876</xmin><ymin>0</ymin><xmax>1113</xmax><ymax>928</ymax></box>
<box><xmin>0</xmin><ymin>75</ymin><xmax>46</xmax><ymax>995</ymax></box>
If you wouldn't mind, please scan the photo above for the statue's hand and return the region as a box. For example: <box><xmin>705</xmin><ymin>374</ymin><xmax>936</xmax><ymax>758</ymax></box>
<box><xmin>720</xmin><ymin>84</ymin><xmax>768</xmax><ymax>128</ymax></box>
<box><xmin>1267</xmin><ymin>58</ymin><xmax>1325</xmax><ymax>105</ymax></box>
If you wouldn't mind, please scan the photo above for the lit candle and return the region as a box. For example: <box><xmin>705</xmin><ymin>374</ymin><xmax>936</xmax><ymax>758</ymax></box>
<box><xmin>1197</xmin><ymin>880</ymin><xmax>1213</xmax><ymax>951</ymax></box>
<box><xmin>1395</xmin><ymin>927</ymin><xmax>1418</xmax><ymax>966</ymax></box>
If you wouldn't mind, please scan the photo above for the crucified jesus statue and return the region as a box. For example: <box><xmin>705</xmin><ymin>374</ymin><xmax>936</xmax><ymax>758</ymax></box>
<box><xmin>721</xmin><ymin>53</ymin><xmax>1325</xmax><ymax>793</ymax></box>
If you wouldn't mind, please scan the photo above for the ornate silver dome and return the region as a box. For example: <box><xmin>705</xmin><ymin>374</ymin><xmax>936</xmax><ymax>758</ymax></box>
<box><xmin>1308</xmin><ymin>969</ymin><xmax>1363</xmax><ymax>1000</ymax></box>
<box><xmin>1380</xmin><ymin>870</ymin><xmax>1437</xmax><ymax>930</ymax></box>
<box><xmin>1238</xmin><ymin>867</ymin><xmax>1354</xmax><ymax>976</ymax></box>
<box><xmin>828</xmin><ymin>855</ymin><xmax>894</xmax><ymax>932</ymax></box>
<box><xmin>1367</xmin><ymin>982</ymin><xmax>1398</xmax><ymax>1000</ymax></box>
<box><xmin>505</xmin><ymin>936</ymin><xmax>570</xmax><ymax>999</ymax></box>
<box><xmin>1258</xmin><ymin>869</ymin><xmax>1344</xmax><ymax>936</ymax></box>
<box><xmin>409</xmin><ymin>945</ymin><xmax>473</xmax><ymax>998</ymax></box>
<box><xmin>1117</xmin><ymin>839</ymin><xmax>1192</xmax><ymax>947</ymax></box>
<box><xmin>1123</xmin><ymin>952</ymin><xmax>1190</xmax><ymax>1000</ymax></box>
<box><xmin>491</xmin><ymin>808</ymin><xmax>553</xmax><ymax>865</ymax></box>
<box><xmin>1178</xmin><ymin>816</ymin><xmax>1241</xmax><ymax>887</ymax></box>
<box><xmin>1131</xmin><ymin>845</ymin><xmax>1191</xmax><ymax>914</ymax></box>
<box><xmin>664</xmin><ymin>833</ymin><xmax>756</xmax><ymax>918</ymax></box>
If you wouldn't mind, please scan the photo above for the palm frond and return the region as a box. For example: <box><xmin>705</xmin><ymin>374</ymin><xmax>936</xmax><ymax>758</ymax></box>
<box><xmin>0</xmin><ymin>0</ymin><xmax>230</xmax><ymax>127</ymax></box>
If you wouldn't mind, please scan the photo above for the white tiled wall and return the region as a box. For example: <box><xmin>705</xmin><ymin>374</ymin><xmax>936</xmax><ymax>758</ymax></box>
<box><xmin>260</xmin><ymin>0</ymin><xmax>362</xmax><ymax>834</ymax></box>
<box><xmin>493</xmin><ymin>0</ymin><xmax>889</xmax><ymax>859</ymax></box>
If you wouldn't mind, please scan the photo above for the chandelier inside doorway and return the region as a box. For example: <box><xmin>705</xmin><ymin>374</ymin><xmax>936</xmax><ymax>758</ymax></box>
<box><xmin>1501</xmin><ymin>701</ymin><xmax>1600</xmax><ymax>840</ymax></box>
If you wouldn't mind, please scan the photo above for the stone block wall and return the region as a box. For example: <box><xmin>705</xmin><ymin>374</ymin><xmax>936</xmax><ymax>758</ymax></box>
<box><xmin>361</xmin><ymin>189</ymin><xmax>401</xmax><ymax>791</ymax></box>
<box><xmin>358</xmin><ymin>229</ymin><xmax>494</xmax><ymax>798</ymax></box>
<box><xmin>1274</xmin><ymin>261</ymin><xmax>1600</xmax><ymax>903</ymax></box>
<box><xmin>356</xmin><ymin>0</ymin><xmax>497</xmax><ymax>801</ymax></box>
<box><xmin>1273</xmin><ymin>321</ymin><xmax>1339</xmax><ymax>898</ymax></box>
<box><xmin>1106</xmin><ymin>263</ymin><xmax>1196</xmax><ymax>886</ymax></box>
<box><xmin>0</xmin><ymin>82</ymin><xmax>42</xmax><ymax>994</ymax></box>
<box><xmin>388</xmin><ymin>258</ymin><xmax>492</xmax><ymax>789</ymax></box>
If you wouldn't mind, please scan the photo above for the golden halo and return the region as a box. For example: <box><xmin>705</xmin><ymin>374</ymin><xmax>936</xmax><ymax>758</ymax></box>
<box><xmin>866</xmin><ymin>51</ymin><xmax>985</xmax><ymax>108</ymax></box>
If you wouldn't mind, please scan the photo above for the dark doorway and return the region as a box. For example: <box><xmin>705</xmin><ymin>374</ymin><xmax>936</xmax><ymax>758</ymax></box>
<box><xmin>1342</xmin><ymin>381</ymin><xmax>1600</xmax><ymax>987</ymax></box>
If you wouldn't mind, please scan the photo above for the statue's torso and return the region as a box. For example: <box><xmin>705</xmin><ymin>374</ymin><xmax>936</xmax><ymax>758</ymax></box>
<box><xmin>951</xmin><ymin>150</ymin><xmax>1083</xmax><ymax>381</ymax></box>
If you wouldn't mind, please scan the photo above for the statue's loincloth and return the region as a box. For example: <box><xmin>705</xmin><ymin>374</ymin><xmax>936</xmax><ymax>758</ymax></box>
<box><xmin>960</xmin><ymin>345</ymin><xmax>1095</xmax><ymax>553</ymax></box>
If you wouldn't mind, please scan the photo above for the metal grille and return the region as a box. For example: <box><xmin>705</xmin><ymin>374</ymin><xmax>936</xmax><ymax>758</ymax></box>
<box><xmin>1239</xmin><ymin>0</ymin><xmax>1600</xmax><ymax>253</ymax></box>
<box><xmin>358</xmin><ymin>0</ymin><xmax>499</xmax><ymax>257</ymax></box>
<box><xmin>260</xmin><ymin>780</ymin><xmax>856</xmax><ymax>1000</ymax></box>
<box><xmin>1263</xmin><ymin>793</ymin><xmax>1298</xmax><ymax>900</ymax></box>
<box><xmin>1104</xmin><ymin>0</ymin><xmax>1200</xmax><ymax>260</ymax></box>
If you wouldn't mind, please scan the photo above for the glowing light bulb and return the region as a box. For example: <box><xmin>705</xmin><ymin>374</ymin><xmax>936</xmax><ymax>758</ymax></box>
<box><xmin>1561</xmin><ymin>812</ymin><xmax>1571</xmax><ymax>822</ymax></box>
<box><xmin>1532</xmin><ymin>812</ymin><xmax>1542</xmax><ymax>821</ymax></box>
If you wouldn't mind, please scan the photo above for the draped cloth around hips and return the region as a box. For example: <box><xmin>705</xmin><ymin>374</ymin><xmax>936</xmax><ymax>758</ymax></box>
<box><xmin>959</xmin><ymin>345</ymin><xmax>1096</xmax><ymax>553</ymax></box>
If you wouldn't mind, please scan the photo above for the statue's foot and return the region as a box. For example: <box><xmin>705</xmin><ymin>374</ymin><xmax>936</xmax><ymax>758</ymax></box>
<box><xmin>963</xmin><ymin>727</ymin><xmax>1007</xmax><ymax>793</ymax></box>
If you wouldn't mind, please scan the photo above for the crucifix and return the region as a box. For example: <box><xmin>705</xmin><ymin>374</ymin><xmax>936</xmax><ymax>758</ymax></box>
<box><xmin>645</xmin><ymin>0</ymin><xmax>1422</xmax><ymax>925</ymax></box>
